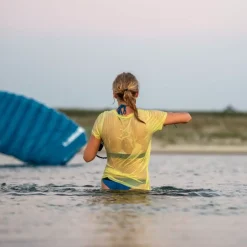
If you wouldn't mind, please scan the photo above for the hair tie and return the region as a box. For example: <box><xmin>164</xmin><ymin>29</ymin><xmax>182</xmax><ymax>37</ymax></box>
<box><xmin>123</xmin><ymin>89</ymin><xmax>128</xmax><ymax>92</ymax></box>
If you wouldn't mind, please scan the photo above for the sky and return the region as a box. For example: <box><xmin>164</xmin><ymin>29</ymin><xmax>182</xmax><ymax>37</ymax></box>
<box><xmin>1</xmin><ymin>0</ymin><xmax>246</xmax><ymax>111</ymax></box>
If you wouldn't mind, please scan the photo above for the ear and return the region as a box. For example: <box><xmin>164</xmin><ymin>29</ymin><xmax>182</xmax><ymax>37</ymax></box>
<box><xmin>113</xmin><ymin>92</ymin><xmax>117</xmax><ymax>99</ymax></box>
<box><xmin>135</xmin><ymin>92</ymin><xmax>139</xmax><ymax>98</ymax></box>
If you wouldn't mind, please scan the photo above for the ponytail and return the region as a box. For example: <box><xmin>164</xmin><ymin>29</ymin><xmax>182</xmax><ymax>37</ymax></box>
<box><xmin>123</xmin><ymin>90</ymin><xmax>145</xmax><ymax>124</ymax></box>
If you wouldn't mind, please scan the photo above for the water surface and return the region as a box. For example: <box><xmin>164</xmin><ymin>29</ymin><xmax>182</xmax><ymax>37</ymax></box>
<box><xmin>1</xmin><ymin>153</ymin><xmax>247</xmax><ymax>247</ymax></box>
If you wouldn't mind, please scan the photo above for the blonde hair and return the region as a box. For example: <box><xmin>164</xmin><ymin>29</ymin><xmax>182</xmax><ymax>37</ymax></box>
<box><xmin>112</xmin><ymin>72</ymin><xmax>145</xmax><ymax>124</ymax></box>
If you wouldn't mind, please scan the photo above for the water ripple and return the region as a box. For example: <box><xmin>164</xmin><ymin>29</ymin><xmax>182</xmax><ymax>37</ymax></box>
<box><xmin>1</xmin><ymin>183</ymin><xmax>219</xmax><ymax>198</ymax></box>
<box><xmin>151</xmin><ymin>186</ymin><xmax>219</xmax><ymax>197</ymax></box>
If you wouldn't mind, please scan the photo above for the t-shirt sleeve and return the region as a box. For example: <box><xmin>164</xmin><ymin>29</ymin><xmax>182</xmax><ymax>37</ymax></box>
<box><xmin>148</xmin><ymin>110</ymin><xmax>167</xmax><ymax>133</ymax></box>
<box><xmin>91</xmin><ymin>112</ymin><xmax>104</xmax><ymax>139</ymax></box>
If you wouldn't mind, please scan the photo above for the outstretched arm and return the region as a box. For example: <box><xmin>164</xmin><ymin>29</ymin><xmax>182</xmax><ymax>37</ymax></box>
<box><xmin>83</xmin><ymin>135</ymin><xmax>101</xmax><ymax>162</ymax></box>
<box><xmin>164</xmin><ymin>112</ymin><xmax>192</xmax><ymax>125</ymax></box>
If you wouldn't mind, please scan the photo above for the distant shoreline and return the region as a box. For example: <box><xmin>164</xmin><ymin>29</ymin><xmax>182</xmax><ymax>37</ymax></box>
<box><xmin>149</xmin><ymin>142</ymin><xmax>247</xmax><ymax>155</ymax></box>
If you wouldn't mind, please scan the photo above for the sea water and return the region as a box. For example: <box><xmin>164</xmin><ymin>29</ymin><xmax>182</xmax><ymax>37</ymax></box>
<box><xmin>0</xmin><ymin>153</ymin><xmax>247</xmax><ymax>247</ymax></box>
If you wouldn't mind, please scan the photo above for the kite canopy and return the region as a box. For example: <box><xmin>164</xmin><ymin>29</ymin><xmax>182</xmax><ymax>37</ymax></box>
<box><xmin>0</xmin><ymin>91</ymin><xmax>87</xmax><ymax>165</ymax></box>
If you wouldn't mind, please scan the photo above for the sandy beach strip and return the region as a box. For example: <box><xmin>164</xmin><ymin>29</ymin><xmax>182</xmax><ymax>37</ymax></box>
<box><xmin>150</xmin><ymin>142</ymin><xmax>247</xmax><ymax>155</ymax></box>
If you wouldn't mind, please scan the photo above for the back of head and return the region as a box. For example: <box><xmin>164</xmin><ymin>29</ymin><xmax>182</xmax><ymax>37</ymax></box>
<box><xmin>112</xmin><ymin>72</ymin><xmax>145</xmax><ymax>124</ymax></box>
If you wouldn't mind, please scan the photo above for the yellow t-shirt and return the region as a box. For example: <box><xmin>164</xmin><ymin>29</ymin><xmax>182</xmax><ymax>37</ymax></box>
<box><xmin>91</xmin><ymin>109</ymin><xmax>167</xmax><ymax>190</ymax></box>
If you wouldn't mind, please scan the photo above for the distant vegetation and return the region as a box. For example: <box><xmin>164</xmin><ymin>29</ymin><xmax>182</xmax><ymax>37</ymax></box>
<box><xmin>58</xmin><ymin>108</ymin><xmax>247</xmax><ymax>146</ymax></box>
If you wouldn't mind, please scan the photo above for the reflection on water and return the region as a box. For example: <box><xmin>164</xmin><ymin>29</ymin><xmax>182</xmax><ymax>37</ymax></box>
<box><xmin>90</xmin><ymin>191</ymin><xmax>152</xmax><ymax>205</ymax></box>
<box><xmin>86</xmin><ymin>192</ymin><xmax>153</xmax><ymax>247</ymax></box>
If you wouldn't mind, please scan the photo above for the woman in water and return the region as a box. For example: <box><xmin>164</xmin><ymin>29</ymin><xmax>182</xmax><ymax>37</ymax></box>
<box><xmin>83</xmin><ymin>72</ymin><xmax>192</xmax><ymax>191</ymax></box>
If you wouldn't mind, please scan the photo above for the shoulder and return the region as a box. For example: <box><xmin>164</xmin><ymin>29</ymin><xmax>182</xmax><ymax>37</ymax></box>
<box><xmin>137</xmin><ymin>108</ymin><xmax>166</xmax><ymax>118</ymax></box>
<box><xmin>100</xmin><ymin>109</ymin><xmax>115</xmax><ymax>117</ymax></box>
<box><xmin>137</xmin><ymin>108</ymin><xmax>149</xmax><ymax>115</ymax></box>
<box><xmin>94</xmin><ymin>109</ymin><xmax>114</xmax><ymax>121</ymax></box>
<box><xmin>138</xmin><ymin>109</ymin><xmax>167</xmax><ymax>125</ymax></box>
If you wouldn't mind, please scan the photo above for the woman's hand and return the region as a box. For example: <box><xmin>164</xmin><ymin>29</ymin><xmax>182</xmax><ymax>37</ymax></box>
<box><xmin>83</xmin><ymin>135</ymin><xmax>101</xmax><ymax>162</ymax></box>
